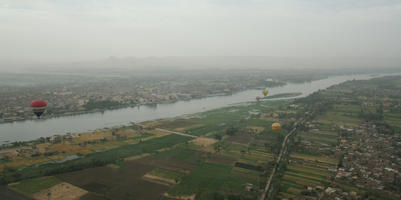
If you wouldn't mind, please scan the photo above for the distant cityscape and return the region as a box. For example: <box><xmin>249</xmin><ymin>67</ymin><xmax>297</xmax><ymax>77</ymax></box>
<box><xmin>0</xmin><ymin>70</ymin><xmax>287</xmax><ymax>123</ymax></box>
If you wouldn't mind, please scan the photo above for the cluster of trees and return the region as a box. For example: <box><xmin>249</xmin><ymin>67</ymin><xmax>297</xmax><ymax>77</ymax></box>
<box><xmin>359</xmin><ymin>109</ymin><xmax>383</xmax><ymax>121</ymax></box>
<box><xmin>374</xmin><ymin>122</ymin><xmax>396</xmax><ymax>135</ymax></box>
<box><xmin>225</xmin><ymin>126</ymin><xmax>239</xmax><ymax>136</ymax></box>
<box><xmin>270</xmin><ymin>134</ymin><xmax>284</xmax><ymax>156</ymax></box>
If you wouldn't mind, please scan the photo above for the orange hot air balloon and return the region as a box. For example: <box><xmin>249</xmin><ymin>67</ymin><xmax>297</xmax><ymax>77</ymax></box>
<box><xmin>272</xmin><ymin>123</ymin><xmax>281</xmax><ymax>133</ymax></box>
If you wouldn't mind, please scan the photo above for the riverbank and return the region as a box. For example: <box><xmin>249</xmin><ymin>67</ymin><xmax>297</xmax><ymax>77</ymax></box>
<box><xmin>0</xmin><ymin>99</ymin><xmax>290</xmax><ymax>177</ymax></box>
<box><xmin>1</xmin><ymin>75</ymin><xmax>400</xmax><ymax>200</ymax></box>
<box><xmin>0</xmin><ymin>88</ymin><xmax>252</xmax><ymax>125</ymax></box>
<box><xmin>0</xmin><ymin>82</ymin><xmax>304</xmax><ymax>199</ymax></box>
<box><xmin>263</xmin><ymin>92</ymin><xmax>302</xmax><ymax>100</ymax></box>
<box><xmin>0</xmin><ymin>74</ymin><xmax>383</xmax><ymax>145</ymax></box>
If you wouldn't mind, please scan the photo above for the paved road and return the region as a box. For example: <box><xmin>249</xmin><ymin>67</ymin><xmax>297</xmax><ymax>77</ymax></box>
<box><xmin>155</xmin><ymin>128</ymin><xmax>198</xmax><ymax>138</ymax></box>
<box><xmin>133</xmin><ymin>122</ymin><xmax>198</xmax><ymax>138</ymax></box>
<box><xmin>259</xmin><ymin>117</ymin><xmax>308</xmax><ymax>200</ymax></box>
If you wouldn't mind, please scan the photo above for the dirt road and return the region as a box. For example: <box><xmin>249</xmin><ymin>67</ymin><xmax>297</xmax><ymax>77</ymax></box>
<box><xmin>259</xmin><ymin>118</ymin><xmax>308</xmax><ymax>200</ymax></box>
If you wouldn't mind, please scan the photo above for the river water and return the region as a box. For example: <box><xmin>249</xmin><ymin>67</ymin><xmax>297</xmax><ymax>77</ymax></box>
<box><xmin>0</xmin><ymin>74</ymin><xmax>383</xmax><ymax>144</ymax></box>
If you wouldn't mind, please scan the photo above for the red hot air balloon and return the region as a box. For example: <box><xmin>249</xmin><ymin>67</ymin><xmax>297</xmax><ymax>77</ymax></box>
<box><xmin>30</xmin><ymin>100</ymin><xmax>47</xmax><ymax>118</ymax></box>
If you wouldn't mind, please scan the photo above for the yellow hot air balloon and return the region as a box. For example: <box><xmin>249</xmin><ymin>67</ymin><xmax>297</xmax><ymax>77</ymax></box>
<box><xmin>262</xmin><ymin>89</ymin><xmax>269</xmax><ymax>97</ymax></box>
<box><xmin>272</xmin><ymin>123</ymin><xmax>281</xmax><ymax>133</ymax></box>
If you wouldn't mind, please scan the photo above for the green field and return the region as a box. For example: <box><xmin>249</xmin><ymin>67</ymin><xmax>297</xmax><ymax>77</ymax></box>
<box><xmin>276</xmin><ymin>105</ymin><xmax>339</xmax><ymax>198</ymax></box>
<box><xmin>318</xmin><ymin>111</ymin><xmax>361</xmax><ymax>127</ymax></box>
<box><xmin>277</xmin><ymin>120</ymin><xmax>338</xmax><ymax>198</ymax></box>
<box><xmin>1</xmin><ymin>95</ymin><xmax>302</xmax><ymax>199</ymax></box>
<box><xmin>9</xmin><ymin>176</ymin><xmax>61</xmax><ymax>195</ymax></box>
<box><xmin>278</xmin><ymin>162</ymin><xmax>334</xmax><ymax>198</ymax></box>
<box><xmin>168</xmin><ymin>162</ymin><xmax>259</xmax><ymax>199</ymax></box>
<box><xmin>154</xmin><ymin>147</ymin><xmax>203</xmax><ymax>165</ymax></box>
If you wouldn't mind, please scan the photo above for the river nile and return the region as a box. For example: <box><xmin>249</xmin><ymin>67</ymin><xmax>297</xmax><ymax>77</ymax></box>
<box><xmin>0</xmin><ymin>74</ymin><xmax>385</xmax><ymax>144</ymax></box>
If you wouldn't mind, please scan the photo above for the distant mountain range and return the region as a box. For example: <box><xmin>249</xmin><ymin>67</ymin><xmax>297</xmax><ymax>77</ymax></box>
<box><xmin>1</xmin><ymin>56</ymin><xmax>401</xmax><ymax>72</ymax></box>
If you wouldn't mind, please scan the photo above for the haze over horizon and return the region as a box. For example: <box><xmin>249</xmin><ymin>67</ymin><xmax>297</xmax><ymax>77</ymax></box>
<box><xmin>1</xmin><ymin>0</ymin><xmax>401</xmax><ymax>69</ymax></box>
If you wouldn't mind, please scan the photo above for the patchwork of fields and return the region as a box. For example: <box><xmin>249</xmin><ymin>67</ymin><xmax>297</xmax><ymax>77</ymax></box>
<box><xmin>5</xmin><ymin>76</ymin><xmax>401</xmax><ymax>199</ymax></box>
<box><xmin>273</xmin><ymin>76</ymin><xmax>401</xmax><ymax>200</ymax></box>
<box><xmin>2</xmin><ymin>100</ymin><xmax>298</xmax><ymax>199</ymax></box>
<box><xmin>277</xmin><ymin>127</ymin><xmax>338</xmax><ymax>199</ymax></box>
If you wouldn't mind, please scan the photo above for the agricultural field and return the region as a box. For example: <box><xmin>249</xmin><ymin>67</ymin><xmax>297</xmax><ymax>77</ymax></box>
<box><xmin>145</xmin><ymin>168</ymin><xmax>186</xmax><ymax>184</ymax></box>
<box><xmin>0</xmin><ymin>185</ymin><xmax>33</xmax><ymax>200</ymax></box>
<box><xmin>7</xmin><ymin>176</ymin><xmax>88</xmax><ymax>200</ymax></box>
<box><xmin>274</xmin><ymin>102</ymin><xmax>352</xmax><ymax>198</ymax></box>
<box><xmin>2</xmin><ymin>76</ymin><xmax>401</xmax><ymax>200</ymax></box>
<box><xmin>317</xmin><ymin>106</ymin><xmax>362</xmax><ymax>127</ymax></box>
<box><xmin>9</xmin><ymin>176</ymin><xmax>62</xmax><ymax>195</ymax></box>
<box><xmin>5</xmin><ymin>76</ymin><xmax>400</xmax><ymax>200</ymax></box>
<box><xmin>271</xmin><ymin>76</ymin><xmax>401</xmax><ymax>200</ymax></box>
<box><xmin>0</xmin><ymin>125</ymin><xmax>159</xmax><ymax>173</ymax></box>
<box><xmin>137</xmin><ymin>128</ymin><xmax>279</xmax><ymax>199</ymax></box>
<box><xmin>276</xmin><ymin>127</ymin><xmax>338</xmax><ymax>199</ymax></box>
<box><xmin>149</xmin><ymin>100</ymin><xmax>298</xmax><ymax>199</ymax></box>
<box><xmin>57</xmin><ymin>160</ymin><xmax>170</xmax><ymax>200</ymax></box>
<box><xmin>50</xmin><ymin>134</ymin><xmax>275</xmax><ymax>200</ymax></box>
<box><xmin>278</xmin><ymin>163</ymin><xmax>333</xmax><ymax>198</ymax></box>
<box><xmin>1</xmin><ymin>98</ymin><xmax>303</xmax><ymax>199</ymax></box>
<box><xmin>167</xmin><ymin>162</ymin><xmax>259</xmax><ymax>200</ymax></box>
<box><xmin>149</xmin><ymin>100</ymin><xmax>291</xmax><ymax>138</ymax></box>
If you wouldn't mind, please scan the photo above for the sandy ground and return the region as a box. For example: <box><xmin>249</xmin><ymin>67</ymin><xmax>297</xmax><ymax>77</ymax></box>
<box><xmin>145</xmin><ymin>129</ymin><xmax>170</xmax><ymax>137</ymax></box>
<box><xmin>124</xmin><ymin>153</ymin><xmax>151</xmax><ymax>161</ymax></box>
<box><xmin>36</xmin><ymin>144</ymin><xmax>50</xmax><ymax>154</ymax></box>
<box><xmin>164</xmin><ymin>193</ymin><xmax>196</xmax><ymax>200</ymax></box>
<box><xmin>173</xmin><ymin>124</ymin><xmax>203</xmax><ymax>132</ymax></box>
<box><xmin>143</xmin><ymin>174</ymin><xmax>177</xmax><ymax>185</ymax></box>
<box><xmin>191</xmin><ymin>137</ymin><xmax>217</xmax><ymax>147</ymax></box>
<box><xmin>32</xmin><ymin>182</ymin><xmax>87</xmax><ymax>200</ymax></box>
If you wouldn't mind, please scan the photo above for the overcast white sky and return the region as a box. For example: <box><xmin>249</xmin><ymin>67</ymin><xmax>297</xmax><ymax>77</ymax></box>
<box><xmin>1</xmin><ymin>0</ymin><xmax>401</xmax><ymax>62</ymax></box>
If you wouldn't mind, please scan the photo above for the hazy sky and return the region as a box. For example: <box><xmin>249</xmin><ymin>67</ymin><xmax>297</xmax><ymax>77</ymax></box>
<box><xmin>1</xmin><ymin>0</ymin><xmax>401</xmax><ymax>62</ymax></box>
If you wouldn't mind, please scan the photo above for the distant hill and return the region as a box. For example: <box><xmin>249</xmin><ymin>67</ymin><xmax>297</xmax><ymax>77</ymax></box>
<box><xmin>1</xmin><ymin>56</ymin><xmax>401</xmax><ymax>72</ymax></box>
